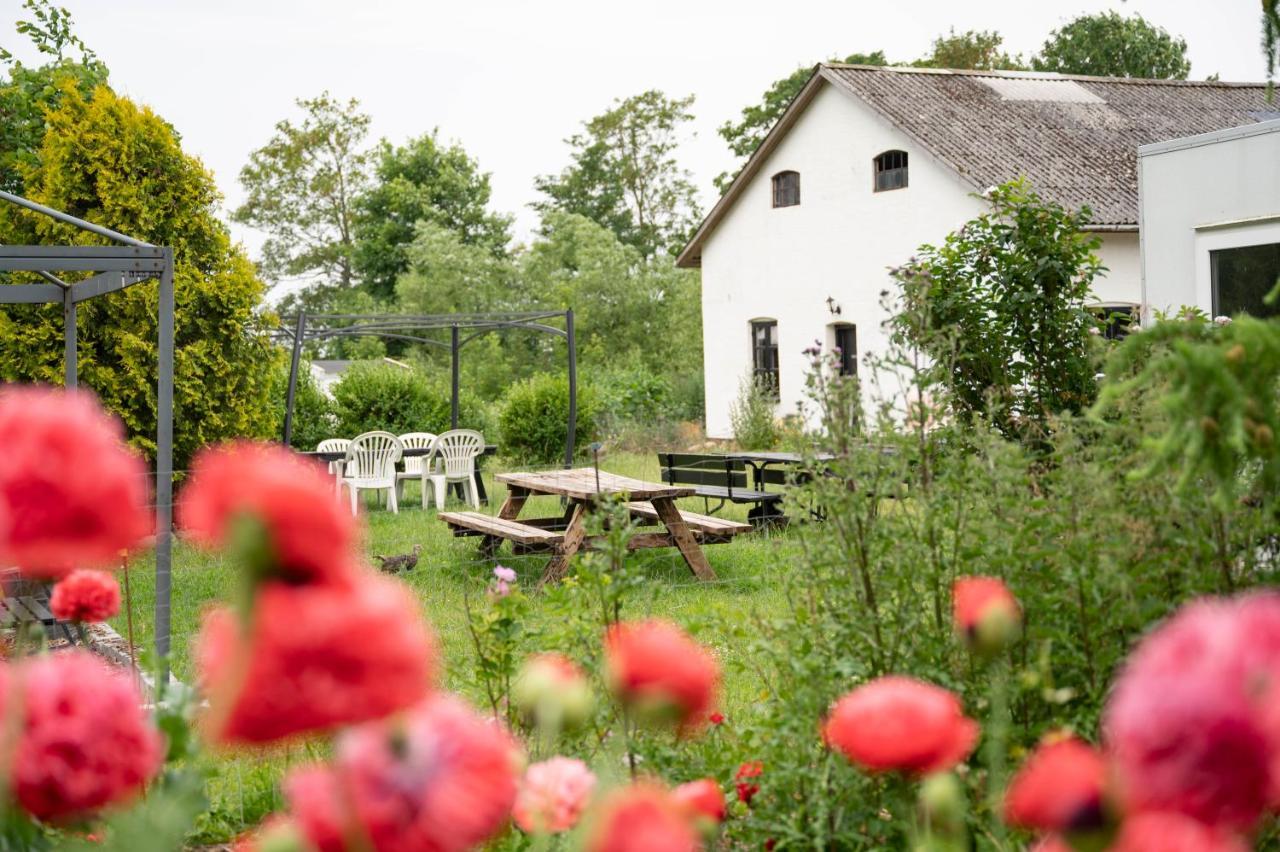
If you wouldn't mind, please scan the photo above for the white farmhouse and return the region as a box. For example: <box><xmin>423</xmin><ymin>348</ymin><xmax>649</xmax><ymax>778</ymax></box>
<box><xmin>1139</xmin><ymin>118</ymin><xmax>1280</xmax><ymax>320</ymax></box>
<box><xmin>678</xmin><ymin>64</ymin><xmax>1273</xmax><ymax>438</ymax></box>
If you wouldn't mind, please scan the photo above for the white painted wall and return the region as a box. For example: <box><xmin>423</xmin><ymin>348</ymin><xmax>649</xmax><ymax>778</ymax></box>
<box><xmin>1139</xmin><ymin>120</ymin><xmax>1280</xmax><ymax>318</ymax></box>
<box><xmin>699</xmin><ymin>82</ymin><xmax>1143</xmax><ymax>439</ymax></box>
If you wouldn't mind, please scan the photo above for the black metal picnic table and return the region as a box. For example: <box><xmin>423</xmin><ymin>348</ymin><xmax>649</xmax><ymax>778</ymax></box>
<box><xmin>302</xmin><ymin>444</ymin><xmax>499</xmax><ymax>504</ymax></box>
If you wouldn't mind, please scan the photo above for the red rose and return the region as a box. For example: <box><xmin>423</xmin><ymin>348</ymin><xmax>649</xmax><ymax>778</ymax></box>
<box><xmin>672</xmin><ymin>778</ymin><xmax>726</xmax><ymax>824</ymax></box>
<box><xmin>179</xmin><ymin>441</ymin><xmax>359</xmax><ymax>585</ymax></box>
<box><xmin>197</xmin><ymin>571</ymin><xmax>436</xmax><ymax>744</ymax></box>
<box><xmin>286</xmin><ymin>695</ymin><xmax>521</xmax><ymax>852</ymax></box>
<box><xmin>1104</xmin><ymin>592</ymin><xmax>1280</xmax><ymax>831</ymax></box>
<box><xmin>584</xmin><ymin>783</ymin><xmax>699</xmax><ymax>852</ymax></box>
<box><xmin>1004</xmin><ymin>737</ymin><xmax>1110</xmax><ymax>834</ymax></box>
<box><xmin>952</xmin><ymin>575</ymin><xmax>1021</xmax><ymax>653</ymax></box>
<box><xmin>3</xmin><ymin>651</ymin><xmax>162</xmax><ymax>821</ymax></box>
<box><xmin>735</xmin><ymin>760</ymin><xmax>763</xmax><ymax>805</ymax></box>
<box><xmin>50</xmin><ymin>569</ymin><xmax>121</xmax><ymax>623</ymax></box>
<box><xmin>0</xmin><ymin>387</ymin><xmax>150</xmax><ymax>578</ymax></box>
<box><xmin>824</xmin><ymin>676</ymin><xmax>977</xmax><ymax>774</ymax></box>
<box><xmin>604</xmin><ymin>619</ymin><xmax>719</xmax><ymax>731</ymax></box>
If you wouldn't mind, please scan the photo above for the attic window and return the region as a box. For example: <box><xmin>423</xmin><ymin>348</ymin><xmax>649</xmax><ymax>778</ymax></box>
<box><xmin>772</xmin><ymin>171</ymin><xmax>800</xmax><ymax>208</ymax></box>
<box><xmin>874</xmin><ymin>150</ymin><xmax>908</xmax><ymax>192</ymax></box>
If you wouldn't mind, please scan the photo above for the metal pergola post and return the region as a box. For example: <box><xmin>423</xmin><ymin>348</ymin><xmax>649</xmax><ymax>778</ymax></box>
<box><xmin>0</xmin><ymin>191</ymin><xmax>176</xmax><ymax>687</ymax></box>
<box><xmin>564</xmin><ymin>308</ymin><xmax>577</xmax><ymax>470</ymax></box>
<box><xmin>282</xmin><ymin>312</ymin><xmax>307</xmax><ymax>447</ymax></box>
<box><xmin>450</xmin><ymin>323</ymin><xmax>460</xmax><ymax>430</ymax></box>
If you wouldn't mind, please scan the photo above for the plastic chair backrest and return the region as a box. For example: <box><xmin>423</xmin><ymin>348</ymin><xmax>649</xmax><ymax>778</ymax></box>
<box><xmin>398</xmin><ymin>432</ymin><xmax>438</xmax><ymax>475</ymax></box>
<box><xmin>434</xmin><ymin>430</ymin><xmax>484</xmax><ymax>478</ymax></box>
<box><xmin>346</xmin><ymin>432</ymin><xmax>403</xmax><ymax>481</ymax></box>
<box><xmin>316</xmin><ymin>438</ymin><xmax>351</xmax><ymax>453</ymax></box>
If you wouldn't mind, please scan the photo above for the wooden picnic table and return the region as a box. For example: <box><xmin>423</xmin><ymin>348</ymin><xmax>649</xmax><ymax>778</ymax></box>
<box><xmin>439</xmin><ymin>468</ymin><xmax>750</xmax><ymax>585</ymax></box>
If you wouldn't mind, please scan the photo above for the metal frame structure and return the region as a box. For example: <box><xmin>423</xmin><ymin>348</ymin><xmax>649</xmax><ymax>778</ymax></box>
<box><xmin>278</xmin><ymin>309</ymin><xmax>579</xmax><ymax>466</ymax></box>
<box><xmin>0</xmin><ymin>190</ymin><xmax>176</xmax><ymax>679</ymax></box>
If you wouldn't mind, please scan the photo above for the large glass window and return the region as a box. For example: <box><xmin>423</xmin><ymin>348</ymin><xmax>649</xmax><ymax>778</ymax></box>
<box><xmin>833</xmin><ymin>323</ymin><xmax>857</xmax><ymax>376</ymax></box>
<box><xmin>874</xmin><ymin>150</ymin><xmax>908</xmax><ymax>192</ymax></box>
<box><xmin>751</xmin><ymin>320</ymin><xmax>779</xmax><ymax>396</ymax></box>
<box><xmin>772</xmin><ymin>171</ymin><xmax>800</xmax><ymax>208</ymax></box>
<box><xmin>1211</xmin><ymin>242</ymin><xmax>1280</xmax><ymax>318</ymax></box>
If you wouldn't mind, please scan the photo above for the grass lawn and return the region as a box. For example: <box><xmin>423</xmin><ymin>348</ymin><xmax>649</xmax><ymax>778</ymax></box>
<box><xmin>112</xmin><ymin>451</ymin><xmax>804</xmax><ymax>842</ymax></box>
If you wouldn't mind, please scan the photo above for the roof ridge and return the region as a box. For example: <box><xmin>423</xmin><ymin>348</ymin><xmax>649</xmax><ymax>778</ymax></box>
<box><xmin>821</xmin><ymin>63</ymin><xmax>1267</xmax><ymax>88</ymax></box>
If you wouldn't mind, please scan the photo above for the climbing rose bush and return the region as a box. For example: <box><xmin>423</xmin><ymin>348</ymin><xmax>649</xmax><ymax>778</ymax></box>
<box><xmin>50</xmin><ymin>568</ymin><xmax>122</xmax><ymax>623</ymax></box>
<box><xmin>0</xmin><ymin>386</ymin><xmax>150</xmax><ymax>578</ymax></box>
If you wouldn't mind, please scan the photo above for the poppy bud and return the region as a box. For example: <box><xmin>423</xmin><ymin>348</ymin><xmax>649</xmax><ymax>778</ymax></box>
<box><xmin>513</xmin><ymin>653</ymin><xmax>595</xmax><ymax>732</ymax></box>
<box><xmin>952</xmin><ymin>576</ymin><xmax>1021</xmax><ymax>656</ymax></box>
<box><xmin>918</xmin><ymin>772</ymin><xmax>966</xmax><ymax>837</ymax></box>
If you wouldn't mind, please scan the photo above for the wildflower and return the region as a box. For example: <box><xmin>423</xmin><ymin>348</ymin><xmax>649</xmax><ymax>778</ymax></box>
<box><xmin>824</xmin><ymin>676</ymin><xmax>978</xmax><ymax>774</ymax></box>
<box><xmin>604</xmin><ymin>619</ymin><xmax>719</xmax><ymax>731</ymax></box>
<box><xmin>735</xmin><ymin>761</ymin><xmax>763</xmax><ymax>805</ymax></box>
<box><xmin>1110</xmin><ymin>811</ymin><xmax>1248</xmax><ymax>852</ymax></box>
<box><xmin>3</xmin><ymin>651</ymin><xmax>162</xmax><ymax>821</ymax></box>
<box><xmin>286</xmin><ymin>695</ymin><xmax>522</xmax><ymax>852</ymax></box>
<box><xmin>673</xmin><ymin>778</ymin><xmax>726</xmax><ymax>827</ymax></box>
<box><xmin>179</xmin><ymin>441</ymin><xmax>358</xmax><ymax>585</ymax></box>
<box><xmin>513</xmin><ymin>757</ymin><xmax>596</xmax><ymax>834</ymax></box>
<box><xmin>1004</xmin><ymin>737</ymin><xmax>1111</xmax><ymax>835</ymax></box>
<box><xmin>50</xmin><ymin>569</ymin><xmax>121</xmax><ymax>623</ymax></box>
<box><xmin>1104</xmin><ymin>592</ymin><xmax>1280</xmax><ymax>831</ymax></box>
<box><xmin>512</xmin><ymin>653</ymin><xmax>595</xmax><ymax>731</ymax></box>
<box><xmin>0</xmin><ymin>387</ymin><xmax>150</xmax><ymax>578</ymax></box>
<box><xmin>583</xmin><ymin>783</ymin><xmax>699</xmax><ymax>852</ymax></box>
<box><xmin>197</xmin><ymin>571</ymin><xmax>436</xmax><ymax>744</ymax></box>
<box><xmin>709</xmin><ymin>711</ymin><xmax>725</xmax><ymax>726</ymax></box>
<box><xmin>494</xmin><ymin>565</ymin><xmax>517</xmax><ymax>583</ymax></box>
<box><xmin>952</xmin><ymin>576</ymin><xmax>1021</xmax><ymax>655</ymax></box>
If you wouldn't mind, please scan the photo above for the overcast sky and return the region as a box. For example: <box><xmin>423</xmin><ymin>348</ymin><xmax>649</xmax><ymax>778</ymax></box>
<box><xmin>3</xmin><ymin>0</ymin><xmax>1270</xmax><ymax>272</ymax></box>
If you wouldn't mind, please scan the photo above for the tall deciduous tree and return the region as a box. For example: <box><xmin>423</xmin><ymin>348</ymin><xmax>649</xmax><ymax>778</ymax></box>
<box><xmin>1263</xmin><ymin>0</ymin><xmax>1278</xmax><ymax>96</ymax></box>
<box><xmin>234</xmin><ymin>93</ymin><xmax>372</xmax><ymax>289</ymax></box>
<box><xmin>912</xmin><ymin>29</ymin><xmax>1027</xmax><ymax>71</ymax></box>
<box><xmin>534</xmin><ymin>90</ymin><xmax>701</xmax><ymax>259</ymax></box>
<box><xmin>1032</xmin><ymin>12</ymin><xmax>1191</xmax><ymax>80</ymax></box>
<box><xmin>354</xmin><ymin>131</ymin><xmax>512</xmax><ymax>300</ymax></box>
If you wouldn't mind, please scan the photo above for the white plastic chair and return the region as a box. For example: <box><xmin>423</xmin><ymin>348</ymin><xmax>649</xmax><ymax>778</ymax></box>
<box><xmin>316</xmin><ymin>438</ymin><xmax>351</xmax><ymax>496</ymax></box>
<box><xmin>396</xmin><ymin>432</ymin><xmax>438</xmax><ymax>507</ymax></box>
<box><xmin>427</xmin><ymin>430</ymin><xmax>484</xmax><ymax>509</ymax></box>
<box><xmin>341</xmin><ymin>432</ymin><xmax>404</xmax><ymax>515</ymax></box>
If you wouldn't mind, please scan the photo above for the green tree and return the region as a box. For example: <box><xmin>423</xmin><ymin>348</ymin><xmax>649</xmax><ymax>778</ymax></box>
<box><xmin>890</xmin><ymin>180</ymin><xmax>1104</xmax><ymax>441</ymax></box>
<box><xmin>353</xmin><ymin>131</ymin><xmax>512</xmax><ymax>300</ymax></box>
<box><xmin>234</xmin><ymin>93</ymin><xmax>372</xmax><ymax>289</ymax></box>
<box><xmin>395</xmin><ymin>219</ymin><xmax>515</xmax><ymax>316</ymax></box>
<box><xmin>1263</xmin><ymin>0</ymin><xmax>1279</xmax><ymax>96</ymax></box>
<box><xmin>913</xmin><ymin>28</ymin><xmax>1027</xmax><ymax>71</ymax></box>
<box><xmin>534</xmin><ymin>90</ymin><xmax>701</xmax><ymax>258</ymax></box>
<box><xmin>1032</xmin><ymin>12</ymin><xmax>1191</xmax><ymax>79</ymax></box>
<box><xmin>715</xmin><ymin>52</ymin><xmax>887</xmax><ymax>189</ymax></box>
<box><xmin>0</xmin><ymin>81</ymin><xmax>276</xmax><ymax>466</ymax></box>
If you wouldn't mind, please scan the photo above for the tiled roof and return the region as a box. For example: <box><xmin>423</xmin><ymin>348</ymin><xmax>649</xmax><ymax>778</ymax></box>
<box><xmin>678</xmin><ymin>65</ymin><xmax>1272</xmax><ymax>266</ymax></box>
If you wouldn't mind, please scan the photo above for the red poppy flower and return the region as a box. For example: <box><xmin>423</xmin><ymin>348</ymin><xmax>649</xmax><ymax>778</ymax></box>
<box><xmin>197</xmin><ymin>571</ymin><xmax>436</xmax><ymax>744</ymax></box>
<box><xmin>1104</xmin><ymin>592</ymin><xmax>1280</xmax><ymax>831</ymax></box>
<box><xmin>1004</xmin><ymin>737</ymin><xmax>1110</xmax><ymax>834</ymax></box>
<box><xmin>287</xmin><ymin>695</ymin><xmax>520</xmax><ymax>852</ymax></box>
<box><xmin>584</xmin><ymin>783</ymin><xmax>700</xmax><ymax>852</ymax></box>
<box><xmin>604</xmin><ymin>619</ymin><xmax>719</xmax><ymax>731</ymax></box>
<box><xmin>735</xmin><ymin>760</ymin><xmax>763</xmax><ymax>805</ymax></box>
<box><xmin>179</xmin><ymin>441</ymin><xmax>359</xmax><ymax>585</ymax></box>
<box><xmin>1111</xmin><ymin>811</ymin><xmax>1248</xmax><ymax>852</ymax></box>
<box><xmin>0</xmin><ymin>387</ymin><xmax>150</xmax><ymax>578</ymax></box>
<box><xmin>673</xmin><ymin>778</ymin><xmax>726</xmax><ymax>824</ymax></box>
<box><xmin>709</xmin><ymin>712</ymin><xmax>725</xmax><ymax>726</ymax></box>
<box><xmin>824</xmin><ymin>676</ymin><xmax>978</xmax><ymax>774</ymax></box>
<box><xmin>50</xmin><ymin>569</ymin><xmax>121</xmax><ymax>623</ymax></box>
<box><xmin>3</xmin><ymin>651</ymin><xmax>162</xmax><ymax>821</ymax></box>
<box><xmin>952</xmin><ymin>575</ymin><xmax>1021</xmax><ymax>653</ymax></box>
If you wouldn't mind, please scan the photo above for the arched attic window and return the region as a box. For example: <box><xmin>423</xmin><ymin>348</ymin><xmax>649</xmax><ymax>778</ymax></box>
<box><xmin>772</xmin><ymin>170</ymin><xmax>800</xmax><ymax>208</ymax></box>
<box><xmin>873</xmin><ymin>150</ymin><xmax>908</xmax><ymax>192</ymax></box>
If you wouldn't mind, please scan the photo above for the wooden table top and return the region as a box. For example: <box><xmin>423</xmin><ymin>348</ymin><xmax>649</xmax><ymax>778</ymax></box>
<box><xmin>495</xmin><ymin>468</ymin><xmax>694</xmax><ymax>501</ymax></box>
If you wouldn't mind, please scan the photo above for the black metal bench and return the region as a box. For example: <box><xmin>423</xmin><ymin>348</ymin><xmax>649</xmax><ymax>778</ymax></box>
<box><xmin>657</xmin><ymin>453</ymin><xmax>785</xmax><ymax>527</ymax></box>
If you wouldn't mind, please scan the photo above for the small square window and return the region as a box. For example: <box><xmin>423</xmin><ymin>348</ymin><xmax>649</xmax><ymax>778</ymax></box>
<box><xmin>1211</xmin><ymin>242</ymin><xmax>1280</xmax><ymax>318</ymax></box>
<box><xmin>874</xmin><ymin>150</ymin><xmax>908</xmax><ymax>192</ymax></box>
<box><xmin>772</xmin><ymin>171</ymin><xmax>800</xmax><ymax>208</ymax></box>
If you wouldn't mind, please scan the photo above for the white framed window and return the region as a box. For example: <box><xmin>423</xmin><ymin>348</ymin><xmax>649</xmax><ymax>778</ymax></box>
<box><xmin>1194</xmin><ymin>220</ymin><xmax>1280</xmax><ymax>319</ymax></box>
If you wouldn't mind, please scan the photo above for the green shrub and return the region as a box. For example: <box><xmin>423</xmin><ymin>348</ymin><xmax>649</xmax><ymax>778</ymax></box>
<box><xmin>267</xmin><ymin>354</ymin><xmax>336</xmax><ymax>450</ymax></box>
<box><xmin>331</xmin><ymin>362</ymin><xmax>489</xmax><ymax>438</ymax></box>
<box><xmin>499</xmin><ymin>373</ymin><xmax>599</xmax><ymax>463</ymax></box>
<box><xmin>729</xmin><ymin>374</ymin><xmax>779</xmax><ymax>449</ymax></box>
<box><xmin>592</xmin><ymin>366</ymin><xmax>672</xmax><ymax>428</ymax></box>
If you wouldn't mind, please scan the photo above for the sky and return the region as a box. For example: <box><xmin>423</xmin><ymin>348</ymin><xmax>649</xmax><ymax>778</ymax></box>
<box><xmin>2</xmin><ymin>0</ymin><xmax>1271</xmax><ymax>283</ymax></box>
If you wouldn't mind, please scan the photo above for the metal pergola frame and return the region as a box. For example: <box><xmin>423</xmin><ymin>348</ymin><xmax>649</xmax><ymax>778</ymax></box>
<box><xmin>278</xmin><ymin>309</ymin><xmax>579</xmax><ymax>466</ymax></box>
<box><xmin>0</xmin><ymin>190</ymin><xmax>175</xmax><ymax>679</ymax></box>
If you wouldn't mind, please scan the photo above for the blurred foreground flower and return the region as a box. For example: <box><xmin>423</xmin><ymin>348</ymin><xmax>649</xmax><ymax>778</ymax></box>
<box><xmin>0</xmin><ymin>386</ymin><xmax>150</xmax><ymax>578</ymax></box>
<box><xmin>824</xmin><ymin>676</ymin><xmax>977</xmax><ymax>774</ymax></box>
<box><xmin>604</xmin><ymin>619</ymin><xmax>719</xmax><ymax>731</ymax></box>
<box><xmin>513</xmin><ymin>756</ymin><xmax>596</xmax><ymax>834</ymax></box>
<box><xmin>583</xmin><ymin>782</ymin><xmax>700</xmax><ymax>852</ymax></box>
<box><xmin>197</xmin><ymin>571</ymin><xmax>436</xmax><ymax>744</ymax></box>
<box><xmin>1004</xmin><ymin>737</ymin><xmax>1111</xmax><ymax>839</ymax></box>
<box><xmin>672</xmin><ymin>778</ymin><xmax>726</xmax><ymax>830</ymax></box>
<box><xmin>285</xmin><ymin>695</ymin><xmax>521</xmax><ymax>852</ymax></box>
<box><xmin>2</xmin><ymin>651</ymin><xmax>162</xmax><ymax>821</ymax></box>
<box><xmin>50</xmin><ymin>568</ymin><xmax>121</xmax><ymax>623</ymax></box>
<box><xmin>512</xmin><ymin>652</ymin><xmax>594</xmax><ymax>731</ymax></box>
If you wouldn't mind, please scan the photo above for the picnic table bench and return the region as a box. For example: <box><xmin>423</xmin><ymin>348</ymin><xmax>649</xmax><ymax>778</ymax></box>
<box><xmin>439</xmin><ymin>468</ymin><xmax>750</xmax><ymax>585</ymax></box>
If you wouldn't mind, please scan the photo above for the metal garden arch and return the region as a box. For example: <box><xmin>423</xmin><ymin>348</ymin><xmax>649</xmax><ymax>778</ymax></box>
<box><xmin>0</xmin><ymin>190</ymin><xmax>176</xmax><ymax>679</ymax></box>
